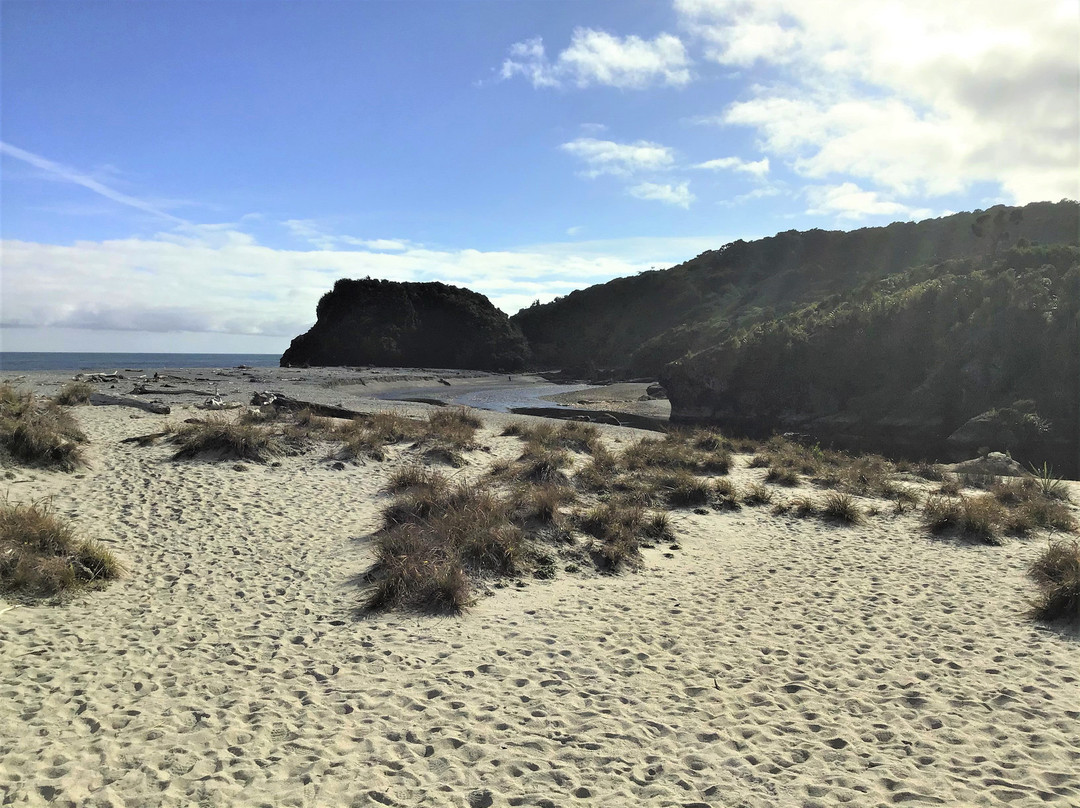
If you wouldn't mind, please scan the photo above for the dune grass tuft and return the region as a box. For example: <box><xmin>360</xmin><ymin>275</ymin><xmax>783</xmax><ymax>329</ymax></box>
<box><xmin>0</xmin><ymin>385</ymin><xmax>87</xmax><ymax>471</ymax></box>
<box><xmin>621</xmin><ymin>433</ymin><xmax>731</xmax><ymax>475</ymax></box>
<box><xmin>52</xmin><ymin>381</ymin><xmax>94</xmax><ymax>406</ymax></box>
<box><xmin>425</xmin><ymin>407</ymin><xmax>481</xmax><ymax>448</ymax></box>
<box><xmin>650</xmin><ymin>470</ymin><xmax>711</xmax><ymax>508</ymax></box>
<box><xmin>923</xmin><ymin>494</ymin><xmax>1006</xmax><ymax>544</ymax></box>
<box><xmin>1027</xmin><ymin>540</ymin><xmax>1080</xmax><ymax>622</ymax></box>
<box><xmin>367</xmin><ymin>480</ymin><xmax>523</xmax><ymax>613</ymax></box>
<box><xmin>0</xmin><ymin>498</ymin><xmax>124</xmax><ymax>596</ymax></box>
<box><xmin>574</xmin><ymin>501</ymin><xmax>646</xmax><ymax>573</ymax></box>
<box><xmin>742</xmin><ymin>483</ymin><xmax>773</xmax><ymax>506</ymax></box>
<box><xmin>510</xmin><ymin>484</ymin><xmax>576</xmax><ymax>525</ymax></box>
<box><xmin>712</xmin><ymin>478</ymin><xmax>741</xmax><ymax>509</ymax></box>
<box><xmin>820</xmin><ymin>492</ymin><xmax>864</xmax><ymax>524</ymax></box>
<box><xmin>172</xmin><ymin>417</ymin><xmax>283</xmax><ymax>462</ymax></box>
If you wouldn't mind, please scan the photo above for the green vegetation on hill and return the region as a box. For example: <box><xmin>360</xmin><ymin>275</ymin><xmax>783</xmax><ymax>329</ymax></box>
<box><xmin>512</xmin><ymin>201</ymin><xmax>1078</xmax><ymax>377</ymax></box>
<box><xmin>512</xmin><ymin>201</ymin><xmax>1079</xmax><ymax>473</ymax></box>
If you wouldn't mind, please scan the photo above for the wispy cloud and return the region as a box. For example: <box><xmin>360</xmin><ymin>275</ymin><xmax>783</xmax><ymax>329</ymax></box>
<box><xmin>0</xmin><ymin>141</ymin><xmax>190</xmax><ymax>224</ymax></box>
<box><xmin>500</xmin><ymin>28</ymin><xmax>691</xmax><ymax>89</ymax></box>
<box><xmin>283</xmin><ymin>219</ymin><xmax>412</xmax><ymax>251</ymax></box>
<box><xmin>560</xmin><ymin>137</ymin><xmax>675</xmax><ymax>178</ymax></box>
<box><xmin>694</xmin><ymin>156</ymin><xmax>770</xmax><ymax>178</ymax></box>
<box><xmin>628</xmin><ymin>181</ymin><xmax>695</xmax><ymax>208</ymax></box>
<box><xmin>805</xmin><ymin>182</ymin><xmax>933</xmax><ymax>220</ymax></box>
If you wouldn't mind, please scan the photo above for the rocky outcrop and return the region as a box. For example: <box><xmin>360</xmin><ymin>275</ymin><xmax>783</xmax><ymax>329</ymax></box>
<box><xmin>281</xmin><ymin>279</ymin><xmax>530</xmax><ymax>371</ymax></box>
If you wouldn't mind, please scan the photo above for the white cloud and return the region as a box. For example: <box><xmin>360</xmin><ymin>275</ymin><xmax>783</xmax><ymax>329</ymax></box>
<box><xmin>561</xmin><ymin>137</ymin><xmax>675</xmax><ymax>178</ymax></box>
<box><xmin>805</xmin><ymin>182</ymin><xmax>934</xmax><ymax>220</ymax></box>
<box><xmin>677</xmin><ymin>0</ymin><xmax>1080</xmax><ymax>203</ymax></box>
<box><xmin>501</xmin><ymin>28</ymin><xmax>691</xmax><ymax>89</ymax></box>
<box><xmin>0</xmin><ymin>141</ymin><xmax>189</xmax><ymax>224</ymax></box>
<box><xmin>0</xmin><ymin>229</ymin><xmax>675</xmax><ymax>342</ymax></box>
<box><xmin>628</xmin><ymin>181</ymin><xmax>695</xmax><ymax>208</ymax></box>
<box><xmin>694</xmin><ymin>156</ymin><xmax>770</xmax><ymax>178</ymax></box>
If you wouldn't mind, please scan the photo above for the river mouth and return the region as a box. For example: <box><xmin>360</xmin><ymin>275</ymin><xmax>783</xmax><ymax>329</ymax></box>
<box><xmin>372</xmin><ymin>376</ymin><xmax>671</xmax><ymax>429</ymax></box>
<box><xmin>372</xmin><ymin>380</ymin><xmax>598</xmax><ymax>413</ymax></box>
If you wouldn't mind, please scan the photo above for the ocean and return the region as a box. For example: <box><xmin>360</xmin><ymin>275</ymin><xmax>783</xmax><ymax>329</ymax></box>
<box><xmin>0</xmin><ymin>353</ymin><xmax>282</xmax><ymax>372</ymax></box>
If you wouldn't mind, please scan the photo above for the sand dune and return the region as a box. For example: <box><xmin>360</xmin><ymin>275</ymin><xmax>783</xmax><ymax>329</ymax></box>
<box><xmin>1</xmin><ymin>377</ymin><xmax>1078</xmax><ymax>807</ymax></box>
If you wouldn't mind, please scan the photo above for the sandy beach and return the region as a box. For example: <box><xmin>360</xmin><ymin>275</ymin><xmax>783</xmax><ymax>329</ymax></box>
<box><xmin>1</xmin><ymin>366</ymin><xmax>1078</xmax><ymax>808</ymax></box>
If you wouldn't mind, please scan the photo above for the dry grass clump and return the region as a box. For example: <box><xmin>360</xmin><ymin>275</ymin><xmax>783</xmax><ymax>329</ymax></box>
<box><xmin>0</xmin><ymin>498</ymin><xmax>124</xmax><ymax>596</ymax></box>
<box><xmin>751</xmin><ymin>436</ymin><xmax>825</xmax><ymax>475</ymax></box>
<box><xmin>987</xmin><ymin>476</ymin><xmax>1077</xmax><ymax>535</ymax></box>
<box><xmin>573</xmin><ymin>445</ymin><xmax>619</xmax><ymax>492</ymax></box>
<box><xmin>505</xmin><ymin>420</ymin><xmax>602</xmax><ymax>455</ymax></box>
<box><xmin>817</xmin><ymin>454</ymin><xmax>897</xmax><ymax>497</ymax></box>
<box><xmin>342</xmin><ymin>408</ymin><xmax>480</xmax><ymax>466</ymax></box>
<box><xmin>712</xmin><ymin>478</ymin><xmax>741</xmax><ymax>510</ymax></box>
<box><xmin>820</xmin><ymin>492</ymin><xmax>864</xmax><ymax>524</ymax></box>
<box><xmin>937</xmin><ymin>477</ymin><xmax>962</xmax><ymax>496</ymax></box>
<box><xmin>510</xmin><ymin>484</ymin><xmax>576</xmax><ymax>525</ymax></box>
<box><xmin>1027</xmin><ymin>540</ymin><xmax>1080</xmax><ymax>622</ymax></box>
<box><xmin>337</xmin><ymin>412</ymin><xmax>425</xmax><ymax>460</ymax></box>
<box><xmin>367</xmin><ymin>480</ymin><xmax>523</xmax><ymax>613</ymax></box>
<box><xmin>742</xmin><ymin>483</ymin><xmax>774</xmax><ymax>506</ymax></box>
<box><xmin>0</xmin><ymin>385</ymin><xmax>87</xmax><ymax>471</ymax></box>
<box><xmin>425</xmin><ymin>408</ymin><xmax>481</xmax><ymax>449</ymax></box>
<box><xmin>649</xmin><ymin>470</ymin><xmax>711</xmax><ymax>508</ymax></box>
<box><xmin>172</xmin><ymin>417</ymin><xmax>283</xmax><ymax>462</ymax></box>
<box><xmin>923</xmin><ymin>494</ymin><xmax>1007</xmax><ymax>544</ymax></box>
<box><xmin>384</xmin><ymin>465</ymin><xmax>450</xmax><ymax>496</ymax></box>
<box><xmin>574</xmin><ymin>500</ymin><xmax>646</xmax><ymax>572</ymax></box>
<box><xmin>751</xmin><ymin>436</ymin><xmax>900</xmax><ymax>499</ymax></box>
<box><xmin>690</xmin><ymin>429</ymin><xmax>729</xmax><ymax>452</ymax></box>
<box><xmin>913</xmin><ymin>461</ymin><xmax>947</xmax><ymax>481</ymax></box>
<box><xmin>790</xmin><ymin>495</ymin><xmax>817</xmax><ymax>517</ymax></box>
<box><xmin>510</xmin><ymin>447</ymin><xmax>571</xmax><ymax>486</ymax></box>
<box><xmin>621</xmin><ymin>433</ymin><xmax>731</xmax><ymax>475</ymax></box>
<box><xmin>52</xmin><ymin>381</ymin><xmax>94</xmax><ymax>406</ymax></box>
<box><xmin>765</xmin><ymin>466</ymin><xmax>800</xmax><ymax>486</ymax></box>
<box><xmin>892</xmin><ymin>486</ymin><xmax>921</xmax><ymax>514</ymax></box>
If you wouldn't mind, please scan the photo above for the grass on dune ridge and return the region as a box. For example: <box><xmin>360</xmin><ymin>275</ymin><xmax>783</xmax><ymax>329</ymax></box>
<box><xmin>42</xmin><ymin>388</ymin><xmax>1073</xmax><ymax>616</ymax></box>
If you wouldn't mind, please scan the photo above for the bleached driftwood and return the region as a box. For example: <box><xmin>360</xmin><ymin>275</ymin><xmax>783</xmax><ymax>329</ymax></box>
<box><xmin>129</xmin><ymin>384</ymin><xmax>216</xmax><ymax>396</ymax></box>
<box><xmin>250</xmin><ymin>392</ymin><xmax>364</xmax><ymax>419</ymax></box>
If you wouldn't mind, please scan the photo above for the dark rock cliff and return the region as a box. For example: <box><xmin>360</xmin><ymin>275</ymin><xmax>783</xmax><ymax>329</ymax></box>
<box><xmin>281</xmin><ymin>278</ymin><xmax>530</xmax><ymax>371</ymax></box>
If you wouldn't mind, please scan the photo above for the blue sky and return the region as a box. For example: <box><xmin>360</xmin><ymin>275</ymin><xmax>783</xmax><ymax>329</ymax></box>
<box><xmin>2</xmin><ymin>0</ymin><xmax>1077</xmax><ymax>353</ymax></box>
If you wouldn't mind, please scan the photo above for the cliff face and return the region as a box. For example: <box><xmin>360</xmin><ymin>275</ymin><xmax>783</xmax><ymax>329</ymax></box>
<box><xmin>281</xmin><ymin>278</ymin><xmax>530</xmax><ymax>371</ymax></box>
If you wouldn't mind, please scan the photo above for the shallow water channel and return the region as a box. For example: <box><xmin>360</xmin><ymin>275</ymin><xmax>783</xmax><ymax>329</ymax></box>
<box><xmin>373</xmin><ymin>381</ymin><xmax>597</xmax><ymax>413</ymax></box>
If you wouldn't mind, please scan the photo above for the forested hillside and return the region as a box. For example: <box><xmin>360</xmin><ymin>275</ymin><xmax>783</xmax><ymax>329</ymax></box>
<box><xmin>513</xmin><ymin>200</ymin><xmax>1079</xmax><ymax>473</ymax></box>
<box><xmin>512</xmin><ymin>201</ymin><xmax>1078</xmax><ymax>377</ymax></box>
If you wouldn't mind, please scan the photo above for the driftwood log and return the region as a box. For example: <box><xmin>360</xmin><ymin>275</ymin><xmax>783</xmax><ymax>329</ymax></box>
<box><xmin>89</xmin><ymin>392</ymin><xmax>171</xmax><ymax>414</ymax></box>
<box><xmin>250</xmin><ymin>392</ymin><xmax>365</xmax><ymax>419</ymax></box>
<box><xmin>129</xmin><ymin>384</ymin><xmax>216</xmax><ymax>396</ymax></box>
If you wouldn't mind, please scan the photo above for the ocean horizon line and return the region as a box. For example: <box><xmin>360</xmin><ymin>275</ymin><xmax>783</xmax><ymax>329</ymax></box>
<box><xmin>0</xmin><ymin>351</ymin><xmax>283</xmax><ymax>372</ymax></box>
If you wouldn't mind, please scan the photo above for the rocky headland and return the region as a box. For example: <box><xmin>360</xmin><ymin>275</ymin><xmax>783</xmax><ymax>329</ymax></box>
<box><xmin>281</xmin><ymin>278</ymin><xmax>530</xmax><ymax>371</ymax></box>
